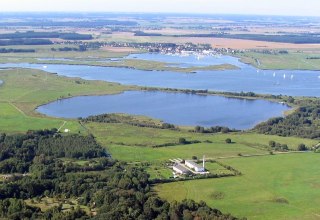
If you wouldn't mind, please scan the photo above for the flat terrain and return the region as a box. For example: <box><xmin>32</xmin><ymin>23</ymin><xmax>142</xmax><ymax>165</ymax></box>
<box><xmin>103</xmin><ymin>32</ymin><xmax>320</xmax><ymax>50</ymax></box>
<box><xmin>155</xmin><ymin>153</ymin><xmax>320</xmax><ymax>220</ymax></box>
<box><xmin>1</xmin><ymin>13</ymin><xmax>320</xmax><ymax>219</ymax></box>
<box><xmin>0</xmin><ymin>45</ymin><xmax>238</xmax><ymax>73</ymax></box>
<box><xmin>0</xmin><ymin>45</ymin><xmax>132</xmax><ymax>60</ymax></box>
<box><xmin>0</xmin><ymin>68</ymin><xmax>132</xmax><ymax>133</ymax></box>
<box><xmin>86</xmin><ymin>122</ymin><xmax>318</xmax><ymax>162</ymax></box>
<box><xmin>0</xmin><ymin>50</ymin><xmax>319</xmax><ymax>220</ymax></box>
<box><xmin>237</xmin><ymin>51</ymin><xmax>320</xmax><ymax>70</ymax></box>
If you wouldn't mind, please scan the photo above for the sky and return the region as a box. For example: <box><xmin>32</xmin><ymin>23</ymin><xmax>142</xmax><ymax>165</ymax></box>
<box><xmin>0</xmin><ymin>0</ymin><xmax>319</xmax><ymax>16</ymax></box>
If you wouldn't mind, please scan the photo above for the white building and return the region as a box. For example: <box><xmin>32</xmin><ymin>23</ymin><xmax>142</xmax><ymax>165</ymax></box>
<box><xmin>173</xmin><ymin>164</ymin><xmax>189</xmax><ymax>174</ymax></box>
<box><xmin>185</xmin><ymin>160</ymin><xmax>205</xmax><ymax>172</ymax></box>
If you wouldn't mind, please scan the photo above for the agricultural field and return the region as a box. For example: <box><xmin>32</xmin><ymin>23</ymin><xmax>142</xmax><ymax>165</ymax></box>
<box><xmin>101</xmin><ymin>31</ymin><xmax>320</xmax><ymax>50</ymax></box>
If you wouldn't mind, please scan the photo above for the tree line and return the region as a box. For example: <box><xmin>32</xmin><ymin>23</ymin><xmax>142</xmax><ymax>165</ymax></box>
<box><xmin>134</xmin><ymin>32</ymin><xmax>320</xmax><ymax>44</ymax></box>
<box><xmin>82</xmin><ymin>114</ymin><xmax>177</xmax><ymax>130</ymax></box>
<box><xmin>51</xmin><ymin>45</ymin><xmax>87</xmax><ymax>52</ymax></box>
<box><xmin>254</xmin><ymin>99</ymin><xmax>320</xmax><ymax>139</ymax></box>
<box><xmin>193</xmin><ymin>126</ymin><xmax>238</xmax><ymax>134</ymax></box>
<box><xmin>0</xmin><ymin>39</ymin><xmax>53</xmax><ymax>46</ymax></box>
<box><xmin>0</xmin><ymin>48</ymin><xmax>35</xmax><ymax>53</ymax></box>
<box><xmin>0</xmin><ymin>31</ymin><xmax>93</xmax><ymax>40</ymax></box>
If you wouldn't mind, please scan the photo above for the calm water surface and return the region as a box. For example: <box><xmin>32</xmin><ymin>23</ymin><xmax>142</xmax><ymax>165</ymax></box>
<box><xmin>37</xmin><ymin>91</ymin><xmax>290</xmax><ymax>129</ymax></box>
<box><xmin>0</xmin><ymin>54</ymin><xmax>319</xmax><ymax>97</ymax></box>
<box><xmin>126</xmin><ymin>53</ymin><xmax>247</xmax><ymax>68</ymax></box>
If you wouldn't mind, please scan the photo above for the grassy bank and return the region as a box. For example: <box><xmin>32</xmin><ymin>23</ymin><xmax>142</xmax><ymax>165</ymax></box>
<box><xmin>0</xmin><ymin>68</ymin><xmax>133</xmax><ymax>133</ymax></box>
<box><xmin>0</xmin><ymin>56</ymin><xmax>239</xmax><ymax>73</ymax></box>
<box><xmin>236</xmin><ymin>51</ymin><xmax>320</xmax><ymax>70</ymax></box>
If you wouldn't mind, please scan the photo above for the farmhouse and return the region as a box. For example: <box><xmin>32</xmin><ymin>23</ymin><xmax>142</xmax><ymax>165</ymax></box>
<box><xmin>173</xmin><ymin>163</ymin><xmax>189</xmax><ymax>174</ymax></box>
<box><xmin>185</xmin><ymin>160</ymin><xmax>205</xmax><ymax>172</ymax></box>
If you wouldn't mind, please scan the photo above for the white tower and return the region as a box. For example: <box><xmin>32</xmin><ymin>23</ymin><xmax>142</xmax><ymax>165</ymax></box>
<box><xmin>203</xmin><ymin>155</ymin><xmax>205</xmax><ymax>169</ymax></box>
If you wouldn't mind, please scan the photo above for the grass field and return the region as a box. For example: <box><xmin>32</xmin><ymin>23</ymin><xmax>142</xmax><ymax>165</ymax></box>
<box><xmin>87</xmin><ymin>122</ymin><xmax>318</xmax><ymax>162</ymax></box>
<box><xmin>0</xmin><ymin>68</ymin><xmax>132</xmax><ymax>133</ymax></box>
<box><xmin>145</xmin><ymin>164</ymin><xmax>173</xmax><ymax>180</ymax></box>
<box><xmin>25</xmin><ymin>197</ymin><xmax>91</xmax><ymax>214</ymax></box>
<box><xmin>237</xmin><ymin>51</ymin><xmax>320</xmax><ymax>70</ymax></box>
<box><xmin>0</xmin><ymin>45</ymin><xmax>132</xmax><ymax>60</ymax></box>
<box><xmin>155</xmin><ymin>153</ymin><xmax>320</xmax><ymax>220</ymax></box>
<box><xmin>204</xmin><ymin>161</ymin><xmax>235</xmax><ymax>175</ymax></box>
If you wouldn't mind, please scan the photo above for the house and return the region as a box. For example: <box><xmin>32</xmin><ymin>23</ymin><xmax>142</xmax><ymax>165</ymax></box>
<box><xmin>185</xmin><ymin>160</ymin><xmax>205</xmax><ymax>172</ymax></box>
<box><xmin>173</xmin><ymin>163</ymin><xmax>189</xmax><ymax>174</ymax></box>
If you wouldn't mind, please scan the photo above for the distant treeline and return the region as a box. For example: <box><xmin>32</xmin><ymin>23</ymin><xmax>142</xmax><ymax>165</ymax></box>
<box><xmin>0</xmin><ymin>39</ymin><xmax>52</xmax><ymax>46</ymax></box>
<box><xmin>135</xmin><ymin>31</ymin><xmax>320</xmax><ymax>44</ymax></box>
<box><xmin>0</xmin><ymin>20</ymin><xmax>137</xmax><ymax>28</ymax></box>
<box><xmin>0</xmin><ymin>31</ymin><xmax>93</xmax><ymax>40</ymax></box>
<box><xmin>212</xmin><ymin>33</ymin><xmax>320</xmax><ymax>44</ymax></box>
<box><xmin>51</xmin><ymin>45</ymin><xmax>86</xmax><ymax>52</ymax></box>
<box><xmin>254</xmin><ymin>99</ymin><xmax>320</xmax><ymax>139</ymax></box>
<box><xmin>0</xmin><ymin>48</ymin><xmax>35</xmax><ymax>53</ymax></box>
<box><xmin>134</xmin><ymin>31</ymin><xmax>163</xmax><ymax>36</ymax></box>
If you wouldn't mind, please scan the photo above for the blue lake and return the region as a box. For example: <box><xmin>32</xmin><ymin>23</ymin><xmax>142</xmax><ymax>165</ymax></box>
<box><xmin>126</xmin><ymin>53</ymin><xmax>247</xmax><ymax>68</ymax></box>
<box><xmin>37</xmin><ymin>91</ymin><xmax>290</xmax><ymax>129</ymax></box>
<box><xmin>0</xmin><ymin>54</ymin><xmax>319</xmax><ymax>97</ymax></box>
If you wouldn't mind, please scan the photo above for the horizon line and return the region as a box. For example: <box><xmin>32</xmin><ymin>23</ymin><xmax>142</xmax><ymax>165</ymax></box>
<box><xmin>0</xmin><ymin>11</ymin><xmax>319</xmax><ymax>18</ymax></box>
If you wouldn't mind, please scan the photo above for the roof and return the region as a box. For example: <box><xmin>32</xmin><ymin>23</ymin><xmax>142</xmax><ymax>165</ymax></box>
<box><xmin>185</xmin><ymin>160</ymin><xmax>203</xmax><ymax>169</ymax></box>
<box><xmin>173</xmin><ymin>164</ymin><xmax>189</xmax><ymax>173</ymax></box>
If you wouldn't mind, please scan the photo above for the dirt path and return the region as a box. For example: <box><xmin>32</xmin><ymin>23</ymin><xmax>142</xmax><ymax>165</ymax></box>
<box><xmin>57</xmin><ymin>120</ymin><xmax>67</xmax><ymax>132</ymax></box>
<box><xmin>8</xmin><ymin>102</ymin><xmax>27</xmax><ymax>117</ymax></box>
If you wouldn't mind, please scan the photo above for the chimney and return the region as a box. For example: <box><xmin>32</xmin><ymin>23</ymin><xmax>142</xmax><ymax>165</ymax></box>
<box><xmin>203</xmin><ymin>155</ymin><xmax>205</xmax><ymax>169</ymax></box>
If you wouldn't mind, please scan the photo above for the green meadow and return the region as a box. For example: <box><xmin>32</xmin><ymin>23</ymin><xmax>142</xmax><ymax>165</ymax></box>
<box><xmin>155</xmin><ymin>153</ymin><xmax>320</xmax><ymax>220</ymax></box>
<box><xmin>86</xmin><ymin>122</ymin><xmax>318</xmax><ymax>162</ymax></box>
<box><xmin>0</xmin><ymin>68</ymin><xmax>132</xmax><ymax>133</ymax></box>
<box><xmin>237</xmin><ymin>51</ymin><xmax>320</xmax><ymax>70</ymax></box>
